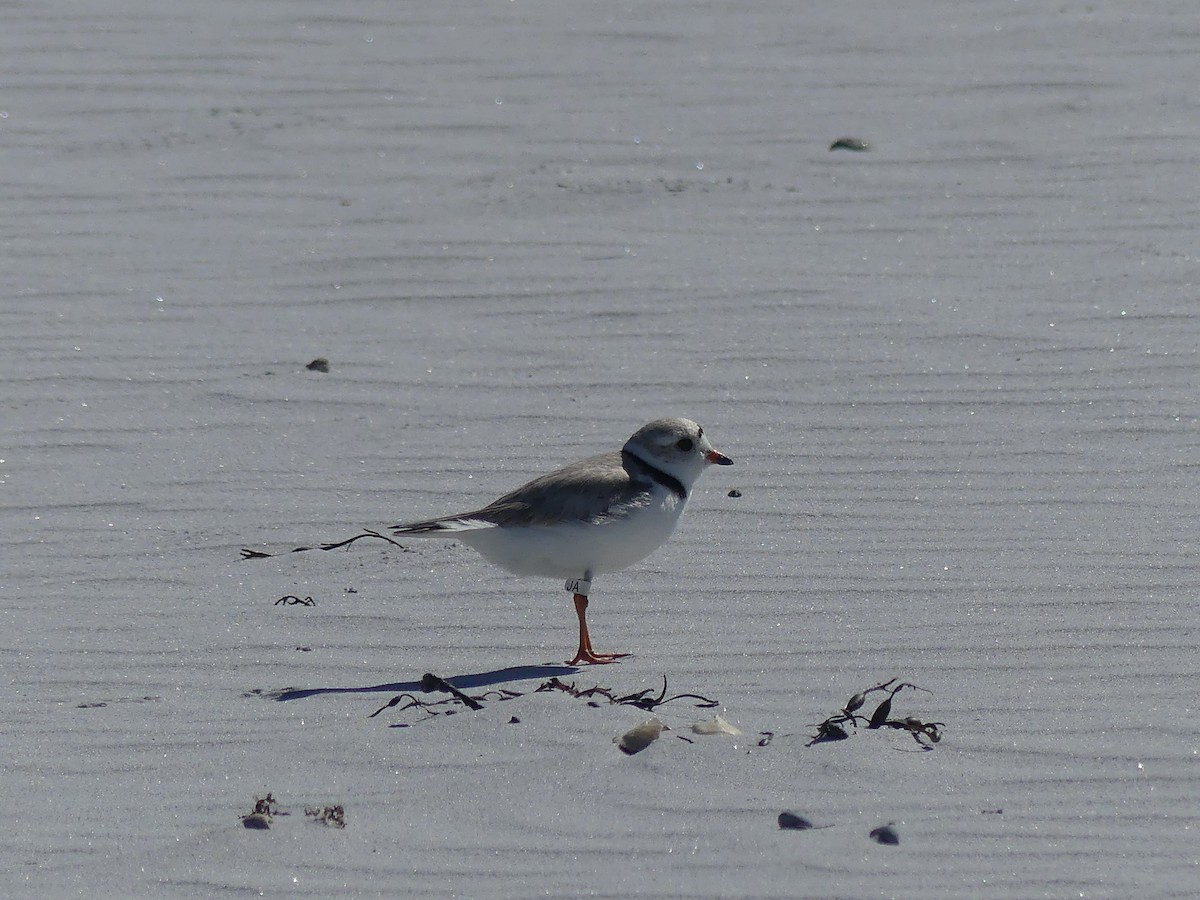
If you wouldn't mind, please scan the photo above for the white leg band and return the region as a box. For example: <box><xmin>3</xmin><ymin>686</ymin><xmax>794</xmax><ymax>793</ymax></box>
<box><xmin>564</xmin><ymin>577</ymin><xmax>591</xmax><ymax>596</ymax></box>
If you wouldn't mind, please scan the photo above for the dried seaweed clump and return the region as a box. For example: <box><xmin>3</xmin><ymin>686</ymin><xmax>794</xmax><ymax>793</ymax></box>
<box><xmin>809</xmin><ymin>678</ymin><xmax>944</xmax><ymax>749</ymax></box>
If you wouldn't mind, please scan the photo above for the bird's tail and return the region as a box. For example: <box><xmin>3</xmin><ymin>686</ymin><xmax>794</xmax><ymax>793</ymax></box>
<box><xmin>391</xmin><ymin>517</ymin><xmax>493</xmax><ymax>537</ymax></box>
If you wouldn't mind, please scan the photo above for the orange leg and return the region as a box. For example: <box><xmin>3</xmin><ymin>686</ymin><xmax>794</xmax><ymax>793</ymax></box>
<box><xmin>567</xmin><ymin>593</ymin><xmax>629</xmax><ymax>665</ymax></box>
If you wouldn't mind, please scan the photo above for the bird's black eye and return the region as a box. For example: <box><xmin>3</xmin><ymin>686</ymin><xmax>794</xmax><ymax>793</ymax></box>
<box><xmin>676</xmin><ymin>438</ymin><xmax>694</xmax><ymax>452</ymax></box>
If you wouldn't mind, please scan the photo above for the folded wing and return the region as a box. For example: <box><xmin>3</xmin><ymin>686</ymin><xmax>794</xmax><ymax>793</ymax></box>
<box><xmin>391</xmin><ymin>452</ymin><xmax>650</xmax><ymax>535</ymax></box>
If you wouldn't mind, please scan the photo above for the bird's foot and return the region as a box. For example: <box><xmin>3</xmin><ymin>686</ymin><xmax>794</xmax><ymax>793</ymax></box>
<box><xmin>567</xmin><ymin>649</ymin><xmax>631</xmax><ymax>666</ymax></box>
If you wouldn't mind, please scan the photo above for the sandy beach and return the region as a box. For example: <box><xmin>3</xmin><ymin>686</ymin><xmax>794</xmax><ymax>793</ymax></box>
<box><xmin>4</xmin><ymin>1</ymin><xmax>1199</xmax><ymax>896</ymax></box>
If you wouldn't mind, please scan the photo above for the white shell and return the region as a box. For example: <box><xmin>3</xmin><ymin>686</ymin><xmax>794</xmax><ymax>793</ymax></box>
<box><xmin>691</xmin><ymin>714</ymin><xmax>742</xmax><ymax>736</ymax></box>
<box><xmin>615</xmin><ymin>717</ymin><xmax>668</xmax><ymax>754</ymax></box>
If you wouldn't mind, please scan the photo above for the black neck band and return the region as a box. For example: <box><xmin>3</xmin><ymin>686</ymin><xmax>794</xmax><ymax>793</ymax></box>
<box><xmin>622</xmin><ymin>449</ymin><xmax>687</xmax><ymax>500</ymax></box>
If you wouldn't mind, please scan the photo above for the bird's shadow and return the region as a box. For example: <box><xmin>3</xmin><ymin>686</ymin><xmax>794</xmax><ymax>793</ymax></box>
<box><xmin>255</xmin><ymin>663</ymin><xmax>579</xmax><ymax>703</ymax></box>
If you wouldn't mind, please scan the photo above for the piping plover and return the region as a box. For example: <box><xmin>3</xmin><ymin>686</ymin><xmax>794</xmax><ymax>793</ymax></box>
<box><xmin>392</xmin><ymin>417</ymin><xmax>732</xmax><ymax>664</ymax></box>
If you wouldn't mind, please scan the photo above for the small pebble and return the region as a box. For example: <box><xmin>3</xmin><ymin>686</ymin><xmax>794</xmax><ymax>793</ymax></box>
<box><xmin>869</xmin><ymin>823</ymin><xmax>900</xmax><ymax>845</ymax></box>
<box><xmin>778</xmin><ymin>811</ymin><xmax>813</xmax><ymax>831</ymax></box>
<box><xmin>727</xmin><ymin>489</ymin><xmax>742</xmax><ymax>498</ymax></box>
<box><xmin>829</xmin><ymin>137</ymin><xmax>872</xmax><ymax>152</ymax></box>
<box><xmin>306</xmin><ymin>357</ymin><xmax>330</xmax><ymax>373</ymax></box>
<box><xmin>241</xmin><ymin>813</ymin><xmax>271</xmax><ymax>830</ymax></box>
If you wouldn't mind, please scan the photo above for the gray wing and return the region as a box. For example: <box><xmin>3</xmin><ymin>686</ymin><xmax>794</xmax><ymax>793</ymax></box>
<box><xmin>393</xmin><ymin>452</ymin><xmax>649</xmax><ymax>533</ymax></box>
<box><xmin>475</xmin><ymin>452</ymin><xmax>652</xmax><ymax>527</ymax></box>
